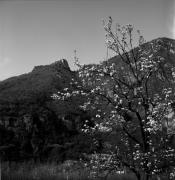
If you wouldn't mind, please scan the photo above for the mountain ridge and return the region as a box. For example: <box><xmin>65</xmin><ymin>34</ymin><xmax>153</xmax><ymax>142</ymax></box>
<box><xmin>0</xmin><ymin>37</ymin><xmax>175</xmax><ymax>162</ymax></box>
<box><xmin>1</xmin><ymin>37</ymin><xmax>175</xmax><ymax>81</ymax></box>
<box><xmin>0</xmin><ymin>59</ymin><xmax>74</xmax><ymax>102</ymax></box>
<box><xmin>0</xmin><ymin>37</ymin><xmax>175</xmax><ymax>103</ymax></box>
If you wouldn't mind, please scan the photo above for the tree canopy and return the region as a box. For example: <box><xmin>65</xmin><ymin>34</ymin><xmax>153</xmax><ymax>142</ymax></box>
<box><xmin>54</xmin><ymin>17</ymin><xmax>175</xmax><ymax>180</ymax></box>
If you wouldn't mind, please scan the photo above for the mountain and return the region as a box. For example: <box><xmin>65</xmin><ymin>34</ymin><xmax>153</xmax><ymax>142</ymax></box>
<box><xmin>103</xmin><ymin>37</ymin><xmax>175</xmax><ymax>67</ymax></box>
<box><xmin>1</xmin><ymin>37</ymin><xmax>174</xmax><ymax>102</ymax></box>
<box><xmin>0</xmin><ymin>59</ymin><xmax>93</xmax><ymax>162</ymax></box>
<box><xmin>0</xmin><ymin>59</ymin><xmax>74</xmax><ymax>102</ymax></box>
<box><xmin>0</xmin><ymin>37</ymin><xmax>175</xmax><ymax>162</ymax></box>
<box><xmin>81</xmin><ymin>37</ymin><xmax>175</xmax><ymax>99</ymax></box>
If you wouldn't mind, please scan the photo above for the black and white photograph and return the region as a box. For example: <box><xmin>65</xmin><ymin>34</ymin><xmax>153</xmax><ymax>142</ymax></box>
<box><xmin>0</xmin><ymin>0</ymin><xmax>175</xmax><ymax>179</ymax></box>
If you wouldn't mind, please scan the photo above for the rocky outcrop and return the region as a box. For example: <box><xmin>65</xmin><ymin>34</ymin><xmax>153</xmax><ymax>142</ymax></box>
<box><xmin>32</xmin><ymin>59</ymin><xmax>70</xmax><ymax>73</ymax></box>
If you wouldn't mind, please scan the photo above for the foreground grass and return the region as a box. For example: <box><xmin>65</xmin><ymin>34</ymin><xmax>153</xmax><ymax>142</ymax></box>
<box><xmin>2</xmin><ymin>161</ymin><xmax>88</xmax><ymax>180</ymax></box>
<box><xmin>1</xmin><ymin>161</ymin><xmax>137</xmax><ymax>180</ymax></box>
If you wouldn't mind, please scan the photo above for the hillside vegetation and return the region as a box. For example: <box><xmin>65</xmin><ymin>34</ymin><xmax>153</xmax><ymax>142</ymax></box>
<box><xmin>0</xmin><ymin>37</ymin><xmax>175</xmax><ymax>179</ymax></box>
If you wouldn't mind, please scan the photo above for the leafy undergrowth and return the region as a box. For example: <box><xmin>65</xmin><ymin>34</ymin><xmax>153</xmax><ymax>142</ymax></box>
<box><xmin>1</xmin><ymin>161</ymin><xmax>137</xmax><ymax>180</ymax></box>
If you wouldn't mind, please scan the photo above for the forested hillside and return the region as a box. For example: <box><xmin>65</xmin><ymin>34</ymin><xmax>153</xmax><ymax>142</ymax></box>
<box><xmin>0</xmin><ymin>37</ymin><xmax>175</xmax><ymax>170</ymax></box>
<box><xmin>0</xmin><ymin>59</ymin><xmax>94</xmax><ymax>162</ymax></box>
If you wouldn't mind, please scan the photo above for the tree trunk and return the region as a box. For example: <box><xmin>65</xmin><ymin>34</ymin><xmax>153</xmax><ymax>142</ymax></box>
<box><xmin>135</xmin><ymin>171</ymin><xmax>141</xmax><ymax>180</ymax></box>
<box><xmin>145</xmin><ymin>173</ymin><xmax>149</xmax><ymax>180</ymax></box>
<box><xmin>0</xmin><ymin>157</ymin><xmax>1</xmax><ymax>180</ymax></box>
<box><xmin>142</xmin><ymin>173</ymin><xmax>150</xmax><ymax>180</ymax></box>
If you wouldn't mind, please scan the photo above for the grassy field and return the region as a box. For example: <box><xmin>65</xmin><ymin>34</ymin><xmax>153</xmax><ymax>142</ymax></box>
<box><xmin>1</xmin><ymin>161</ymin><xmax>137</xmax><ymax>180</ymax></box>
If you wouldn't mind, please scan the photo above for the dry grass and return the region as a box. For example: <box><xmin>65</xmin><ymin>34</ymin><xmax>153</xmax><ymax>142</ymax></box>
<box><xmin>1</xmin><ymin>161</ymin><xmax>137</xmax><ymax>180</ymax></box>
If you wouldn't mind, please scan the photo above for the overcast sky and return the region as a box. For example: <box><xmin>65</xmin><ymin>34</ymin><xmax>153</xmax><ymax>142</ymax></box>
<box><xmin>0</xmin><ymin>0</ymin><xmax>174</xmax><ymax>80</ymax></box>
